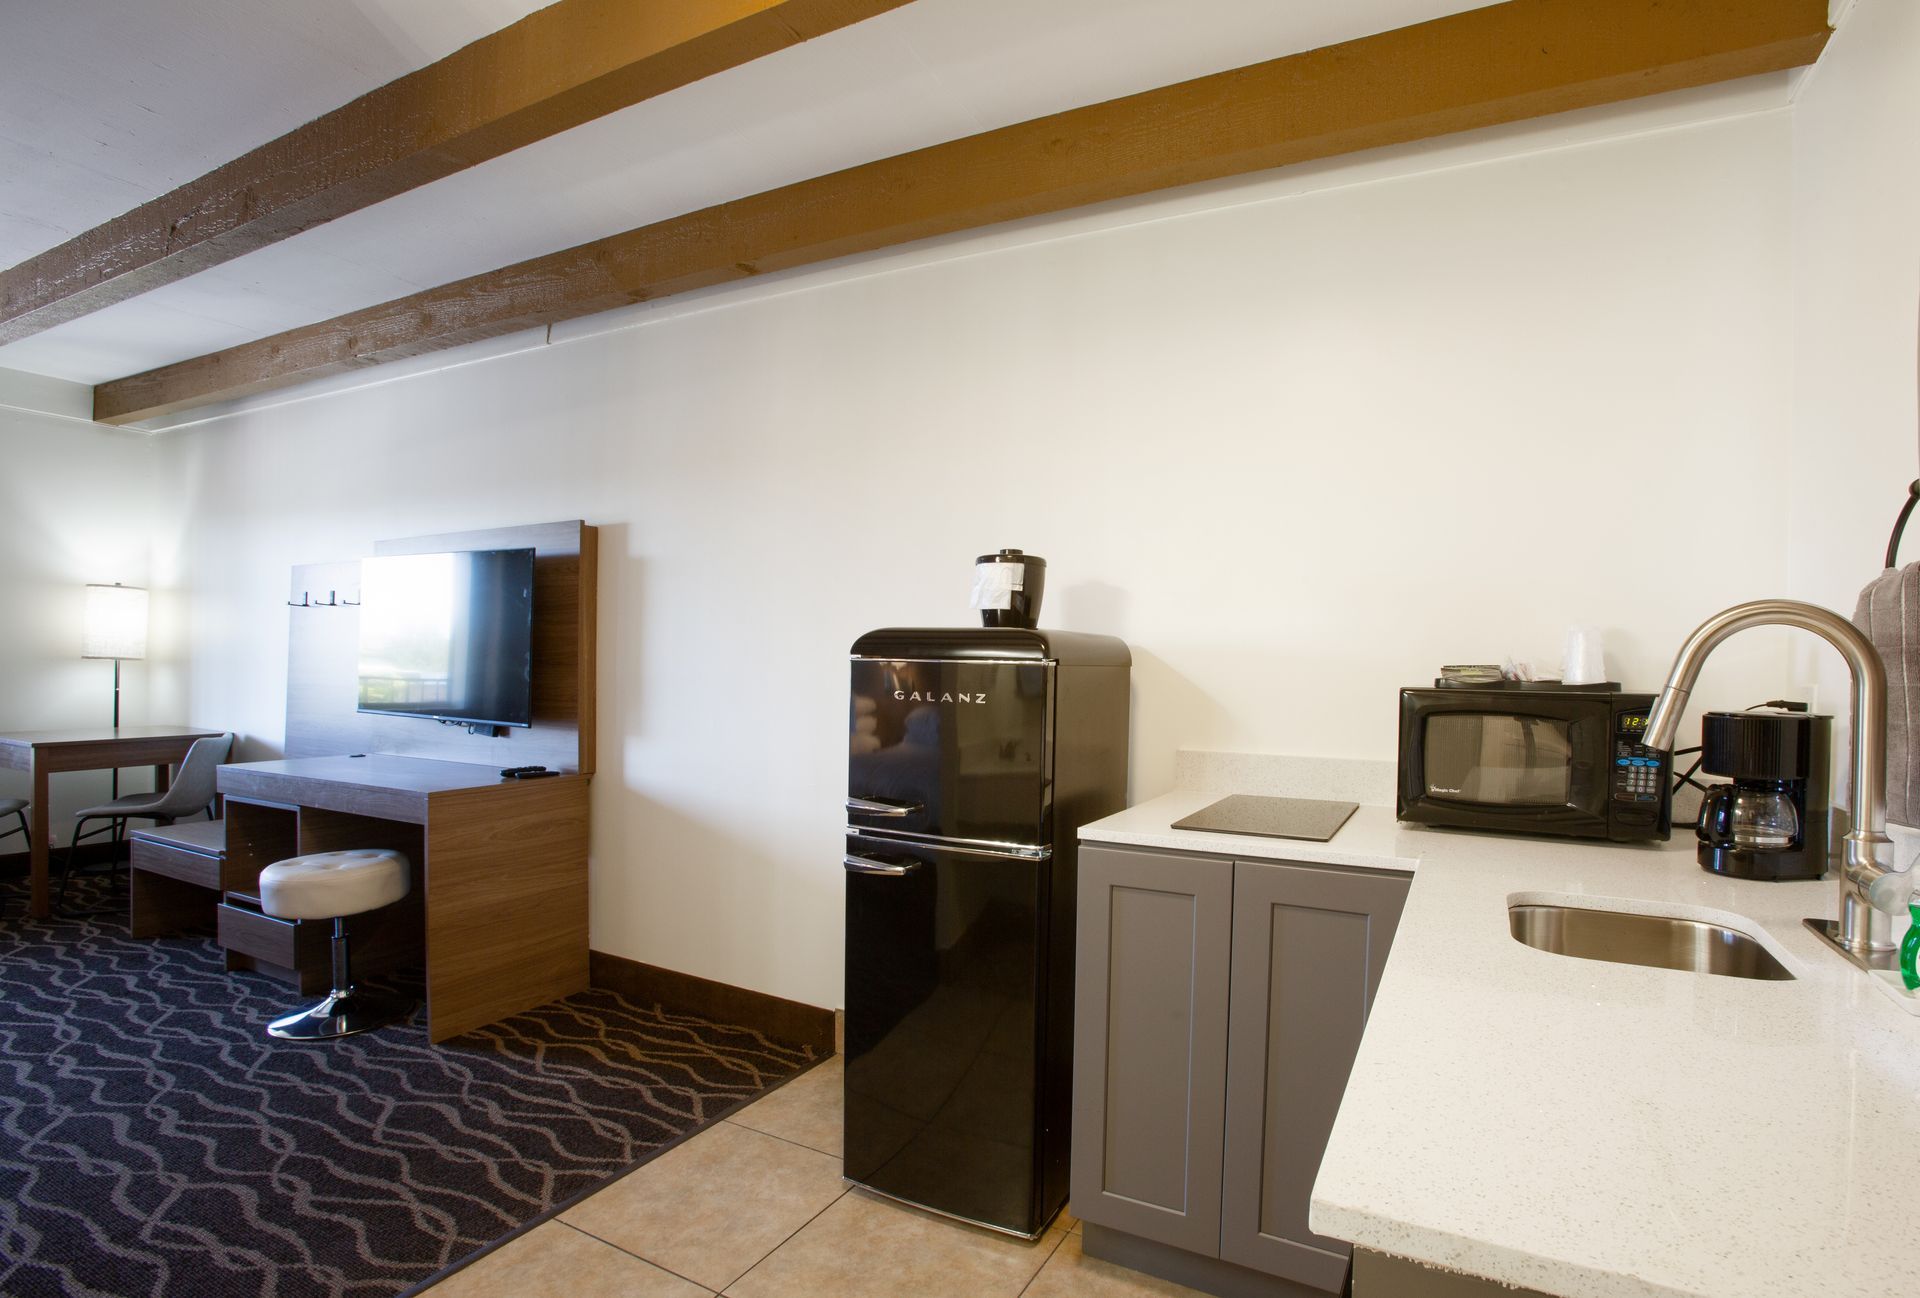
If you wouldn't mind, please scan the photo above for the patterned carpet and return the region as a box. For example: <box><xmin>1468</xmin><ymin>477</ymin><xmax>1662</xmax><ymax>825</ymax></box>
<box><xmin>0</xmin><ymin>877</ymin><xmax>816</xmax><ymax>1298</ymax></box>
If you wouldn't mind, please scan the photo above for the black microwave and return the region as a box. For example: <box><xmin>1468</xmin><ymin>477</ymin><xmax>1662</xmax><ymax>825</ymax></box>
<box><xmin>1397</xmin><ymin>686</ymin><xmax>1671</xmax><ymax>842</ymax></box>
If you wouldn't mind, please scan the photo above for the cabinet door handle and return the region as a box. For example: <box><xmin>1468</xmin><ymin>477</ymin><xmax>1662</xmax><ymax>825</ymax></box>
<box><xmin>843</xmin><ymin>853</ymin><xmax>920</xmax><ymax>876</ymax></box>
<box><xmin>846</xmin><ymin>797</ymin><xmax>923</xmax><ymax>817</ymax></box>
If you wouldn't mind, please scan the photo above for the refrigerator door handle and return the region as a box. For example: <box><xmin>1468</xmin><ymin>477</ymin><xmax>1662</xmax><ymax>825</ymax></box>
<box><xmin>843</xmin><ymin>853</ymin><xmax>921</xmax><ymax>876</ymax></box>
<box><xmin>845</xmin><ymin>797</ymin><xmax>924</xmax><ymax>817</ymax></box>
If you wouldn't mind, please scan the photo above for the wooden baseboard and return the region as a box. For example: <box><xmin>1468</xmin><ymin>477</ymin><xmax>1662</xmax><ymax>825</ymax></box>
<box><xmin>589</xmin><ymin>950</ymin><xmax>835</xmax><ymax>1056</ymax></box>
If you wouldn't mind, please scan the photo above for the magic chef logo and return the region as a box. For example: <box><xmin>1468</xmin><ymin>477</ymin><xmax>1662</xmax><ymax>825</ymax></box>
<box><xmin>895</xmin><ymin>690</ymin><xmax>988</xmax><ymax>705</ymax></box>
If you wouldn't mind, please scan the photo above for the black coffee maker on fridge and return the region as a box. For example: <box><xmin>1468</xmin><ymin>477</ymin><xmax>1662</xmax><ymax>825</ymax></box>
<box><xmin>842</xmin><ymin>624</ymin><xmax>1129</xmax><ymax>1238</ymax></box>
<box><xmin>1696</xmin><ymin>709</ymin><xmax>1831</xmax><ymax>881</ymax></box>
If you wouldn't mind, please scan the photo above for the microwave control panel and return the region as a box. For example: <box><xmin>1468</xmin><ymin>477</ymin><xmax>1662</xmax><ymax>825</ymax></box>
<box><xmin>1611</xmin><ymin>709</ymin><xmax>1666</xmax><ymax>803</ymax></box>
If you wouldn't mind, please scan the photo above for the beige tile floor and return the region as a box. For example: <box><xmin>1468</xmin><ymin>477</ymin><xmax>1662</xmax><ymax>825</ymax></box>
<box><xmin>425</xmin><ymin>1054</ymin><xmax>1210</xmax><ymax>1298</ymax></box>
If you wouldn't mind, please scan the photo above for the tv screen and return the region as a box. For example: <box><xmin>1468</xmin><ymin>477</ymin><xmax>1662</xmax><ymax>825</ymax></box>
<box><xmin>356</xmin><ymin>548</ymin><xmax>535</xmax><ymax>729</ymax></box>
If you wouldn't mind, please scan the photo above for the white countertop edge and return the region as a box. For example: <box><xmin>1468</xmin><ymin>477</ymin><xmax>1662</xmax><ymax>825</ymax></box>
<box><xmin>1079</xmin><ymin>824</ymin><xmax>1421</xmax><ymax>872</ymax></box>
<box><xmin>1306</xmin><ymin>1203</ymin><xmax>1697</xmax><ymax>1298</ymax></box>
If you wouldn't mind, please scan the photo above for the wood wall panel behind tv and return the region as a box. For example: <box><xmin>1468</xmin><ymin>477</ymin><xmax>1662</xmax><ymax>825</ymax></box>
<box><xmin>283</xmin><ymin>520</ymin><xmax>597</xmax><ymax>774</ymax></box>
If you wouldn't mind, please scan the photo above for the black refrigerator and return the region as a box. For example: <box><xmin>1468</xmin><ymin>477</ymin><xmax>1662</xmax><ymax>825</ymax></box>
<box><xmin>843</xmin><ymin>627</ymin><xmax>1130</xmax><ymax>1238</ymax></box>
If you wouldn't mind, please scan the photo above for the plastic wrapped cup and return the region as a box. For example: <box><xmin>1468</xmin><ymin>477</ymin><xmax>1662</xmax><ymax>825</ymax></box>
<box><xmin>1561</xmin><ymin>625</ymin><xmax>1606</xmax><ymax>686</ymax></box>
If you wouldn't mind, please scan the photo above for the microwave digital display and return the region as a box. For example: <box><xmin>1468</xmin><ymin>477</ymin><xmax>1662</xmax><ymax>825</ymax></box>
<box><xmin>1423</xmin><ymin>713</ymin><xmax>1573</xmax><ymax>806</ymax></box>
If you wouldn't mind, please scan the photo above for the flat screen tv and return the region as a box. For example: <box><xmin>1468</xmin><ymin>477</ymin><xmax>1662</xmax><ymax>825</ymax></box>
<box><xmin>356</xmin><ymin>548</ymin><xmax>536</xmax><ymax>729</ymax></box>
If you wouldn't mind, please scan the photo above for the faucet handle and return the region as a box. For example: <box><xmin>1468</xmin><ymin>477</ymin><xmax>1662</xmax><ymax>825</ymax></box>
<box><xmin>1867</xmin><ymin>866</ymin><xmax>1915</xmax><ymax>914</ymax></box>
<box><xmin>1842</xmin><ymin>830</ymin><xmax>1911</xmax><ymax>913</ymax></box>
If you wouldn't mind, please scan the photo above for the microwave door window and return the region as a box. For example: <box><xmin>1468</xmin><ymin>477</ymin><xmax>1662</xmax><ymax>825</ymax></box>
<box><xmin>1425</xmin><ymin>714</ymin><xmax>1573</xmax><ymax>806</ymax></box>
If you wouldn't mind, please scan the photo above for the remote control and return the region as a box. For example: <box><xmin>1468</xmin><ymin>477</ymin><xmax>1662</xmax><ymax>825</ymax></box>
<box><xmin>508</xmin><ymin>769</ymin><xmax>559</xmax><ymax>779</ymax></box>
<box><xmin>499</xmin><ymin>765</ymin><xmax>548</xmax><ymax>777</ymax></box>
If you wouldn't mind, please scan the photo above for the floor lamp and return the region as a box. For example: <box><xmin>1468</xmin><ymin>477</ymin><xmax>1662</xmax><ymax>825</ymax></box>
<box><xmin>81</xmin><ymin>582</ymin><xmax>148</xmax><ymax>798</ymax></box>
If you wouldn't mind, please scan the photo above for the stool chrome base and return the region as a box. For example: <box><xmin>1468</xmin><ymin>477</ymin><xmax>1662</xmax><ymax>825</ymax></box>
<box><xmin>268</xmin><ymin>987</ymin><xmax>414</xmax><ymax>1040</ymax></box>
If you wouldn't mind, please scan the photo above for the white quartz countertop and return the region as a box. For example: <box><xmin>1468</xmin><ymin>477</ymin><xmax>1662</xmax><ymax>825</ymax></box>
<box><xmin>1080</xmin><ymin>791</ymin><xmax>1920</xmax><ymax>1298</ymax></box>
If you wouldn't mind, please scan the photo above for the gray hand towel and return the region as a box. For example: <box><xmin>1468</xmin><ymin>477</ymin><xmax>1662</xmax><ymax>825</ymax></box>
<box><xmin>1854</xmin><ymin>564</ymin><xmax>1920</xmax><ymax>828</ymax></box>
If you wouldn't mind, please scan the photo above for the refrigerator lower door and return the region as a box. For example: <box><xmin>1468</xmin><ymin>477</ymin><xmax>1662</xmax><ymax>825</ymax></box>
<box><xmin>842</xmin><ymin>833</ymin><xmax>1051</xmax><ymax>1237</ymax></box>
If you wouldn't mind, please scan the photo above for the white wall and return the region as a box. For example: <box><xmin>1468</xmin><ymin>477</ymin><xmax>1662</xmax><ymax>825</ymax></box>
<box><xmin>0</xmin><ymin>370</ymin><xmax>184</xmax><ymax>842</ymax></box>
<box><xmin>1786</xmin><ymin>0</ymin><xmax>1920</xmax><ymax>763</ymax></box>
<box><xmin>150</xmin><ymin>108</ymin><xmax>1806</xmax><ymax>1010</ymax></box>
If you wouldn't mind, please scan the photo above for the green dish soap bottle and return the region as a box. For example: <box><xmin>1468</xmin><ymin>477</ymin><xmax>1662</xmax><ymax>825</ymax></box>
<box><xmin>1904</xmin><ymin>898</ymin><xmax>1920</xmax><ymax>993</ymax></box>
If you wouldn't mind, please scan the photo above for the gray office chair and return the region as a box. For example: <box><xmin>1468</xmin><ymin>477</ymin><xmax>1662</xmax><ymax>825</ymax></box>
<box><xmin>0</xmin><ymin>798</ymin><xmax>26</xmax><ymax>851</ymax></box>
<box><xmin>58</xmin><ymin>733</ymin><xmax>233</xmax><ymax>908</ymax></box>
<box><xmin>1</xmin><ymin>798</ymin><xmax>26</xmax><ymax>918</ymax></box>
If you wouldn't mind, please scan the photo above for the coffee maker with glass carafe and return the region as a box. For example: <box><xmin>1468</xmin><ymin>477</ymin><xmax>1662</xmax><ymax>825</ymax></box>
<box><xmin>1696</xmin><ymin>709</ymin><xmax>1831</xmax><ymax>881</ymax></box>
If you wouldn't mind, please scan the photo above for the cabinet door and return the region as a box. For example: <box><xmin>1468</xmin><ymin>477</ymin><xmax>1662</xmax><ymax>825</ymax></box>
<box><xmin>1219</xmin><ymin>861</ymin><xmax>1410</xmax><ymax>1291</ymax></box>
<box><xmin>1071</xmin><ymin>844</ymin><xmax>1233</xmax><ymax>1256</ymax></box>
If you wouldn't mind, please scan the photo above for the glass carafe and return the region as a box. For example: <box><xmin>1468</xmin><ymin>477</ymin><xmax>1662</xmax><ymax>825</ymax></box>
<box><xmin>1728</xmin><ymin>786</ymin><xmax>1799</xmax><ymax>851</ymax></box>
<box><xmin>1700</xmin><ymin>782</ymin><xmax>1802</xmax><ymax>852</ymax></box>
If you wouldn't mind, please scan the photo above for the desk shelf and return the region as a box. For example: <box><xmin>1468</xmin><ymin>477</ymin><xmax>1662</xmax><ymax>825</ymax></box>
<box><xmin>219</xmin><ymin>796</ymin><xmax>427</xmax><ymax>996</ymax></box>
<box><xmin>129</xmin><ymin>818</ymin><xmax>229</xmax><ymax>940</ymax></box>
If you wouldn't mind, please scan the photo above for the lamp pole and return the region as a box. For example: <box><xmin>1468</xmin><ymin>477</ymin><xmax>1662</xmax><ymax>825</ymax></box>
<box><xmin>110</xmin><ymin>656</ymin><xmax>121</xmax><ymax>798</ymax></box>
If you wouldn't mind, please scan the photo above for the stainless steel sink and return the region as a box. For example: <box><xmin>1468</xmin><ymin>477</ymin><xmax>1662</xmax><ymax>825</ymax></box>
<box><xmin>1508</xmin><ymin>904</ymin><xmax>1794</xmax><ymax>981</ymax></box>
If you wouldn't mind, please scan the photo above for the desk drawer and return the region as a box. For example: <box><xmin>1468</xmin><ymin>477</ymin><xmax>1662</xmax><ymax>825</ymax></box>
<box><xmin>218</xmin><ymin>898</ymin><xmax>329</xmax><ymax>972</ymax></box>
<box><xmin>130</xmin><ymin>837</ymin><xmax>224</xmax><ymax>890</ymax></box>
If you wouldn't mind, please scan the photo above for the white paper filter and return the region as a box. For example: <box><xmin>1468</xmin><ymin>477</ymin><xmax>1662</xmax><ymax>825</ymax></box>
<box><xmin>970</xmin><ymin>561</ymin><xmax>1023</xmax><ymax>611</ymax></box>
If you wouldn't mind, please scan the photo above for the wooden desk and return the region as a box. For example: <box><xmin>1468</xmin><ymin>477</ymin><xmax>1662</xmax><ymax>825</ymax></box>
<box><xmin>217</xmin><ymin>754</ymin><xmax>590</xmax><ymax>1042</ymax></box>
<box><xmin>0</xmin><ymin>726</ymin><xmax>225</xmax><ymax>919</ymax></box>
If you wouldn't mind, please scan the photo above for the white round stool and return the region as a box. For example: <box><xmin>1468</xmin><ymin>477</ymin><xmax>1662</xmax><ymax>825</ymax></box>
<box><xmin>258</xmin><ymin>848</ymin><xmax>413</xmax><ymax>1040</ymax></box>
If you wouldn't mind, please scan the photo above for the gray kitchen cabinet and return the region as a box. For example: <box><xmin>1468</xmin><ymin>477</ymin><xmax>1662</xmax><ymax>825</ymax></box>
<box><xmin>1070</xmin><ymin>844</ymin><xmax>1234</xmax><ymax>1256</ymax></box>
<box><xmin>1220</xmin><ymin>860</ymin><xmax>1407</xmax><ymax>1290</ymax></box>
<box><xmin>1072</xmin><ymin>841</ymin><xmax>1410</xmax><ymax>1298</ymax></box>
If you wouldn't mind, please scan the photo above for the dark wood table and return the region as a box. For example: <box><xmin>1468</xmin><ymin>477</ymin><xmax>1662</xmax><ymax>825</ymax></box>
<box><xmin>0</xmin><ymin>726</ymin><xmax>226</xmax><ymax>919</ymax></box>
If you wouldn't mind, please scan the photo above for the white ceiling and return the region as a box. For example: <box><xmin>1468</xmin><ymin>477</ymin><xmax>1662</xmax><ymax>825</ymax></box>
<box><xmin>0</xmin><ymin>0</ymin><xmax>1794</xmax><ymax>389</ymax></box>
<box><xmin>0</xmin><ymin>1</ymin><xmax>549</xmax><ymax>261</ymax></box>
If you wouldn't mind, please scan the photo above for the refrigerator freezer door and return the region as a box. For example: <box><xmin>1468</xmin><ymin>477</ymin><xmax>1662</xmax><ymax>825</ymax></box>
<box><xmin>842</xmin><ymin>833</ymin><xmax>1050</xmax><ymax>1236</ymax></box>
<box><xmin>848</xmin><ymin>657</ymin><xmax>1053</xmax><ymax>849</ymax></box>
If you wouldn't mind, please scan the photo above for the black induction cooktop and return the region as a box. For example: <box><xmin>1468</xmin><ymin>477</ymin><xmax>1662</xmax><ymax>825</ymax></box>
<box><xmin>1170</xmin><ymin>794</ymin><xmax>1358</xmax><ymax>843</ymax></box>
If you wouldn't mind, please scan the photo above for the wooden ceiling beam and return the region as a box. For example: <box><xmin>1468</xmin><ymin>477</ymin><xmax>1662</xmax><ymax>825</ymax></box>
<box><xmin>92</xmin><ymin>0</ymin><xmax>1830</xmax><ymax>426</ymax></box>
<box><xmin>0</xmin><ymin>0</ymin><xmax>913</xmax><ymax>344</ymax></box>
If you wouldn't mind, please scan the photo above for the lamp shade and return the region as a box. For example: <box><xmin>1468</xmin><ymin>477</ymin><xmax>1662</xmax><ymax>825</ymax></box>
<box><xmin>82</xmin><ymin>583</ymin><xmax>148</xmax><ymax>661</ymax></box>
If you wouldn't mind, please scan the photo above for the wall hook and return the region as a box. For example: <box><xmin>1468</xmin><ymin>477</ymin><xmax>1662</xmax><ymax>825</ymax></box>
<box><xmin>286</xmin><ymin>592</ymin><xmax>310</xmax><ymax>607</ymax></box>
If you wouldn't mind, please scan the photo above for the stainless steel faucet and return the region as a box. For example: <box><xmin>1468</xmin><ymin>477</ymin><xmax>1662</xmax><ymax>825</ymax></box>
<box><xmin>1643</xmin><ymin>599</ymin><xmax>1914</xmax><ymax>968</ymax></box>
